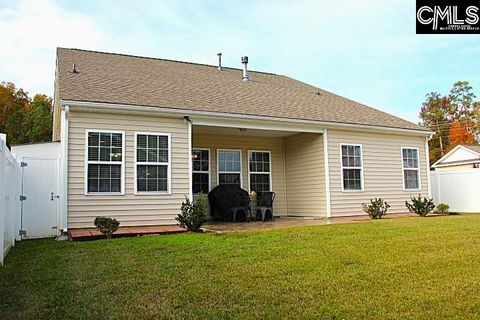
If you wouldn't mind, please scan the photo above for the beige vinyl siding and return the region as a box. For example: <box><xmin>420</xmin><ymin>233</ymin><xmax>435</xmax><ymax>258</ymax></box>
<box><xmin>67</xmin><ymin>111</ymin><xmax>189</xmax><ymax>228</ymax></box>
<box><xmin>327</xmin><ymin>129</ymin><xmax>429</xmax><ymax>216</ymax></box>
<box><xmin>192</xmin><ymin>133</ymin><xmax>287</xmax><ymax>216</ymax></box>
<box><xmin>284</xmin><ymin>133</ymin><xmax>326</xmax><ymax>217</ymax></box>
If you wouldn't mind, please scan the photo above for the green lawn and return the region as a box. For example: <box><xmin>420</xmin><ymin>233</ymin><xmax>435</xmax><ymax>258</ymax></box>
<box><xmin>2</xmin><ymin>215</ymin><xmax>480</xmax><ymax>319</ymax></box>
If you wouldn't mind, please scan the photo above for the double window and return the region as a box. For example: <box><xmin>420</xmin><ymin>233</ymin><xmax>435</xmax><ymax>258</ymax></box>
<box><xmin>86</xmin><ymin>130</ymin><xmax>124</xmax><ymax>194</ymax></box>
<box><xmin>217</xmin><ymin>150</ymin><xmax>242</xmax><ymax>187</ymax></box>
<box><xmin>135</xmin><ymin>133</ymin><xmax>170</xmax><ymax>194</ymax></box>
<box><xmin>341</xmin><ymin>144</ymin><xmax>363</xmax><ymax>191</ymax></box>
<box><xmin>192</xmin><ymin>149</ymin><xmax>210</xmax><ymax>194</ymax></box>
<box><xmin>249</xmin><ymin>151</ymin><xmax>271</xmax><ymax>193</ymax></box>
<box><xmin>402</xmin><ymin>148</ymin><xmax>420</xmax><ymax>190</ymax></box>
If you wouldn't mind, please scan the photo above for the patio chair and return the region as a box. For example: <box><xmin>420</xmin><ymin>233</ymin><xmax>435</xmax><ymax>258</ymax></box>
<box><xmin>208</xmin><ymin>185</ymin><xmax>251</xmax><ymax>222</ymax></box>
<box><xmin>256</xmin><ymin>192</ymin><xmax>276</xmax><ymax>222</ymax></box>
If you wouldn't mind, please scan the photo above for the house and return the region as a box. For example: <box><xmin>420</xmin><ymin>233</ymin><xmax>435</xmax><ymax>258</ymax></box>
<box><xmin>430</xmin><ymin>145</ymin><xmax>480</xmax><ymax>213</ymax></box>
<box><xmin>51</xmin><ymin>48</ymin><xmax>431</xmax><ymax>230</ymax></box>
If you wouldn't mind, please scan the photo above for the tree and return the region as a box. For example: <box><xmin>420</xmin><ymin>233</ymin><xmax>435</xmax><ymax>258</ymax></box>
<box><xmin>0</xmin><ymin>82</ymin><xmax>30</xmax><ymax>145</ymax></box>
<box><xmin>420</xmin><ymin>81</ymin><xmax>480</xmax><ymax>165</ymax></box>
<box><xmin>449</xmin><ymin>120</ymin><xmax>476</xmax><ymax>149</ymax></box>
<box><xmin>449</xmin><ymin>81</ymin><xmax>477</xmax><ymax>120</ymax></box>
<box><xmin>0</xmin><ymin>82</ymin><xmax>53</xmax><ymax>145</ymax></box>
<box><xmin>419</xmin><ymin>92</ymin><xmax>450</xmax><ymax>160</ymax></box>
<box><xmin>23</xmin><ymin>94</ymin><xmax>53</xmax><ymax>143</ymax></box>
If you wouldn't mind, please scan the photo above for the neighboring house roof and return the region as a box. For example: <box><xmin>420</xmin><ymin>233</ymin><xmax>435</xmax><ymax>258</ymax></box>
<box><xmin>432</xmin><ymin>145</ymin><xmax>480</xmax><ymax>168</ymax></box>
<box><xmin>463</xmin><ymin>145</ymin><xmax>480</xmax><ymax>154</ymax></box>
<box><xmin>56</xmin><ymin>48</ymin><xmax>428</xmax><ymax>132</ymax></box>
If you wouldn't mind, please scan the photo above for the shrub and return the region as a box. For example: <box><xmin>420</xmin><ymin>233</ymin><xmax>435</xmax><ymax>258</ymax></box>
<box><xmin>94</xmin><ymin>217</ymin><xmax>120</xmax><ymax>238</ymax></box>
<box><xmin>436</xmin><ymin>203</ymin><xmax>450</xmax><ymax>215</ymax></box>
<box><xmin>362</xmin><ymin>198</ymin><xmax>390</xmax><ymax>219</ymax></box>
<box><xmin>176</xmin><ymin>196</ymin><xmax>208</xmax><ymax>232</ymax></box>
<box><xmin>405</xmin><ymin>195</ymin><xmax>435</xmax><ymax>217</ymax></box>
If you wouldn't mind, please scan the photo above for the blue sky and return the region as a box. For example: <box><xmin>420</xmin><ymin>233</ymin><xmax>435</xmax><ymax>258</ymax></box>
<box><xmin>1</xmin><ymin>0</ymin><xmax>479</xmax><ymax>122</ymax></box>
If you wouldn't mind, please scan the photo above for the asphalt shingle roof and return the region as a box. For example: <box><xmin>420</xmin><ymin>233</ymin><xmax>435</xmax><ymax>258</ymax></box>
<box><xmin>56</xmin><ymin>48</ymin><xmax>427</xmax><ymax>132</ymax></box>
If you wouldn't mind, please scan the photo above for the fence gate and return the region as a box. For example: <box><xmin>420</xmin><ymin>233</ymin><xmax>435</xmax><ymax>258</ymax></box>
<box><xmin>21</xmin><ymin>157</ymin><xmax>60</xmax><ymax>238</ymax></box>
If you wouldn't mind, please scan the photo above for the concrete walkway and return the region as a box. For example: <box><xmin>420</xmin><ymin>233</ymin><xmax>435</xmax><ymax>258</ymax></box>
<box><xmin>202</xmin><ymin>214</ymin><xmax>418</xmax><ymax>233</ymax></box>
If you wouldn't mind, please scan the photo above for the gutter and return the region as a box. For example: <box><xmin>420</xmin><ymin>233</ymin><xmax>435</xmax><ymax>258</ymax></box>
<box><xmin>60</xmin><ymin>100</ymin><xmax>432</xmax><ymax>136</ymax></box>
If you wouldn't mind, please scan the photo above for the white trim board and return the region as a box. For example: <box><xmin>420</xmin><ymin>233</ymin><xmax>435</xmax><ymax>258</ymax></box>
<box><xmin>61</xmin><ymin>100</ymin><xmax>432</xmax><ymax>136</ymax></box>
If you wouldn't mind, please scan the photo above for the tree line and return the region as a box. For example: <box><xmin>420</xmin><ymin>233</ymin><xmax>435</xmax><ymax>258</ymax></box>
<box><xmin>419</xmin><ymin>81</ymin><xmax>480</xmax><ymax>164</ymax></box>
<box><xmin>0</xmin><ymin>82</ymin><xmax>53</xmax><ymax>146</ymax></box>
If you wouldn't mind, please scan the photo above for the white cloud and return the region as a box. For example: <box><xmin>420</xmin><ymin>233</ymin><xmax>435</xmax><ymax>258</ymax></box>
<box><xmin>0</xmin><ymin>0</ymin><xmax>109</xmax><ymax>96</ymax></box>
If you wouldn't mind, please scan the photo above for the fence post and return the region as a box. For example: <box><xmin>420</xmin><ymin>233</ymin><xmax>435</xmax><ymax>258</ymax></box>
<box><xmin>0</xmin><ymin>133</ymin><xmax>6</xmax><ymax>265</ymax></box>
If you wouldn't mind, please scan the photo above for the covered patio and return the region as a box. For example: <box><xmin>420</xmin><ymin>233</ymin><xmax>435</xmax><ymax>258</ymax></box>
<box><xmin>191</xmin><ymin>118</ymin><xmax>328</xmax><ymax>220</ymax></box>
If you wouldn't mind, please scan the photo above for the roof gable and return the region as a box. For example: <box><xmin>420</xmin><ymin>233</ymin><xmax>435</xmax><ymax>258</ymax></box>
<box><xmin>433</xmin><ymin>145</ymin><xmax>480</xmax><ymax>167</ymax></box>
<box><xmin>56</xmin><ymin>48</ymin><xmax>428</xmax><ymax>132</ymax></box>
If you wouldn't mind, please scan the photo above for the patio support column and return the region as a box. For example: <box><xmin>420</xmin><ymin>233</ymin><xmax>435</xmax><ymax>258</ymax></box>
<box><xmin>425</xmin><ymin>136</ymin><xmax>432</xmax><ymax>198</ymax></box>
<box><xmin>323</xmin><ymin>129</ymin><xmax>332</xmax><ymax>218</ymax></box>
<box><xmin>187</xmin><ymin>119</ymin><xmax>193</xmax><ymax>200</ymax></box>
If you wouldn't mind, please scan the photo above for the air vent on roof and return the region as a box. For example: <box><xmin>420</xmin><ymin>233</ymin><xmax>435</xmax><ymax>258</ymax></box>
<box><xmin>217</xmin><ymin>53</ymin><xmax>222</xmax><ymax>71</ymax></box>
<box><xmin>241</xmin><ymin>56</ymin><xmax>249</xmax><ymax>81</ymax></box>
<box><xmin>70</xmin><ymin>63</ymin><xmax>78</xmax><ymax>74</ymax></box>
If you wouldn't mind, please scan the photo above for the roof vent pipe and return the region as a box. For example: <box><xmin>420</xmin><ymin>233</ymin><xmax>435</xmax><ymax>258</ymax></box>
<box><xmin>70</xmin><ymin>63</ymin><xmax>78</xmax><ymax>74</ymax></box>
<box><xmin>217</xmin><ymin>53</ymin><xmax>222</xmax><ymax>71</ymax></box>
<box><xmin>241</xmin><ymin>56</ymin><xmax>249</xmax><ymax>81</ymax></box>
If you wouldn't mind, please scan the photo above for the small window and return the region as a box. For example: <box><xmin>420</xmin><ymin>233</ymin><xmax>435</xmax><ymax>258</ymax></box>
<box><xmin>402</xmin><ymin>148</ymin><xmax>420</xmax><ymax>190</ymax></box>
<box><xmin>135</xmin><ymin>133</ymin><xmax>170</xmax><ymax>193</ymax></box>
<box><xmin>86</xmin><ymin>131</ymin><xmax>124</xmax><ymax>194</ymax></box>
<box><xmin>192</xmin><ymin>149</ymin><xmax>210</xmax><ymax>194</ymax></box>
<box><xmin>249</xmin><ymin>151</ymin><xmax>271</xmax><ymax>193</ymax></box>
<box><xmin>341</xmin><ymin>144</ymin><xmax>363</xmax><ymax>191</ymax></box>
<box><xmin>218</xmin><ymin>150</ymin><xmax>241</xmax><ymax>187</ymax></box>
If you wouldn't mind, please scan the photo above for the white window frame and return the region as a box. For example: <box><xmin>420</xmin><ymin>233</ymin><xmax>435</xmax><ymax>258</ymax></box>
<box><xmin>84</xmin><ymin>129</ymin><xmax>125</xmax><ymax>196</ymax></box>
<box><xmin>340</xmin><ymin>143</ymin><xmax>364</xmax><ymax>192</ymax></box>
<box><xmin>217</xmin><ymin>149</ymin><xmax>243</xmax><ymax>188</ymax></box>
<box><xmin>134</xmin><ymin>132</ymin><xmax>172</xmax><ymax>195</ymax></box>
<box><xmin>192</xmin><ymin>148</ymin><xmax>211</xmax><ymax>194</ymax></box>
<box><xmin>247</xmin><ymin>150</ymin><xmax>272</xmax><ymax>193</ymax></box>
<box><xmin>401</xmin><ymin>147</ymin><xmax>421</xmax><ymax>191</ymax></box>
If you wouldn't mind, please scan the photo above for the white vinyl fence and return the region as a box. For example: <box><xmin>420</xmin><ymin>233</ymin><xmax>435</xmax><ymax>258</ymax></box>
<box><xmin>430</xmin><ymin>169</ymin><xmax>480</xmax><ymax>213</ymax></box>
<box><xmin>0</xmin><ymin>134</ymin><xmax>21</xmax><ymax>266</ymax></box>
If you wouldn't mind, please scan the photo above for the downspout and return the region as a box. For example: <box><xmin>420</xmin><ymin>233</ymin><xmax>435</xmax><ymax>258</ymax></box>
<box><xmin>323</xmin><ymin>129</ymin><xmax>332</xmax><ymax>218</ymax></box>
<box><xmin>61</xmin><ymin>105</ymin><xmax>69</xmax><ymax>233</ymax></box>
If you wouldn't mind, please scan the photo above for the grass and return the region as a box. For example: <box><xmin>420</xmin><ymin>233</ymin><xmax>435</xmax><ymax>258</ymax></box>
<box><xmin>2</xmin><ymin>215</ymin><xmax>480</xmax><ymax>319</ymax></box>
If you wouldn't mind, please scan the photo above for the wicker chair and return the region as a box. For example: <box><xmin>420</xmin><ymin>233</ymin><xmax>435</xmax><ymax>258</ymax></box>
<box><xmin>256</xmin><ymin>192</ymin><xmax>276</xmax><ymax>222</ymax></box>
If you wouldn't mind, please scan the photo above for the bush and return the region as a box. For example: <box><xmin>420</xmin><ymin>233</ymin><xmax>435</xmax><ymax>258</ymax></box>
<box><xmin>436</xmin><ymin>203</ymin><xmax>450</xmax><ymax>215</ymax></box>
<box><xmin>94</xmin><ymin>217</ymin><xmax>120</xmax><ymax>238</ymax></box>
<box><xmin>362</xmin><ymin>198</ymin><xmax>390</xmax><ymax>219</ymax></box>
<box><xmin>405</xmin><ymin>195</ymin><xmax>435</xmax><ymax>217</ymax></box>
<box><xmin>176</xmin><ymin>196</ymin><xmax>208</xmax><ymax>232</ymax></box>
